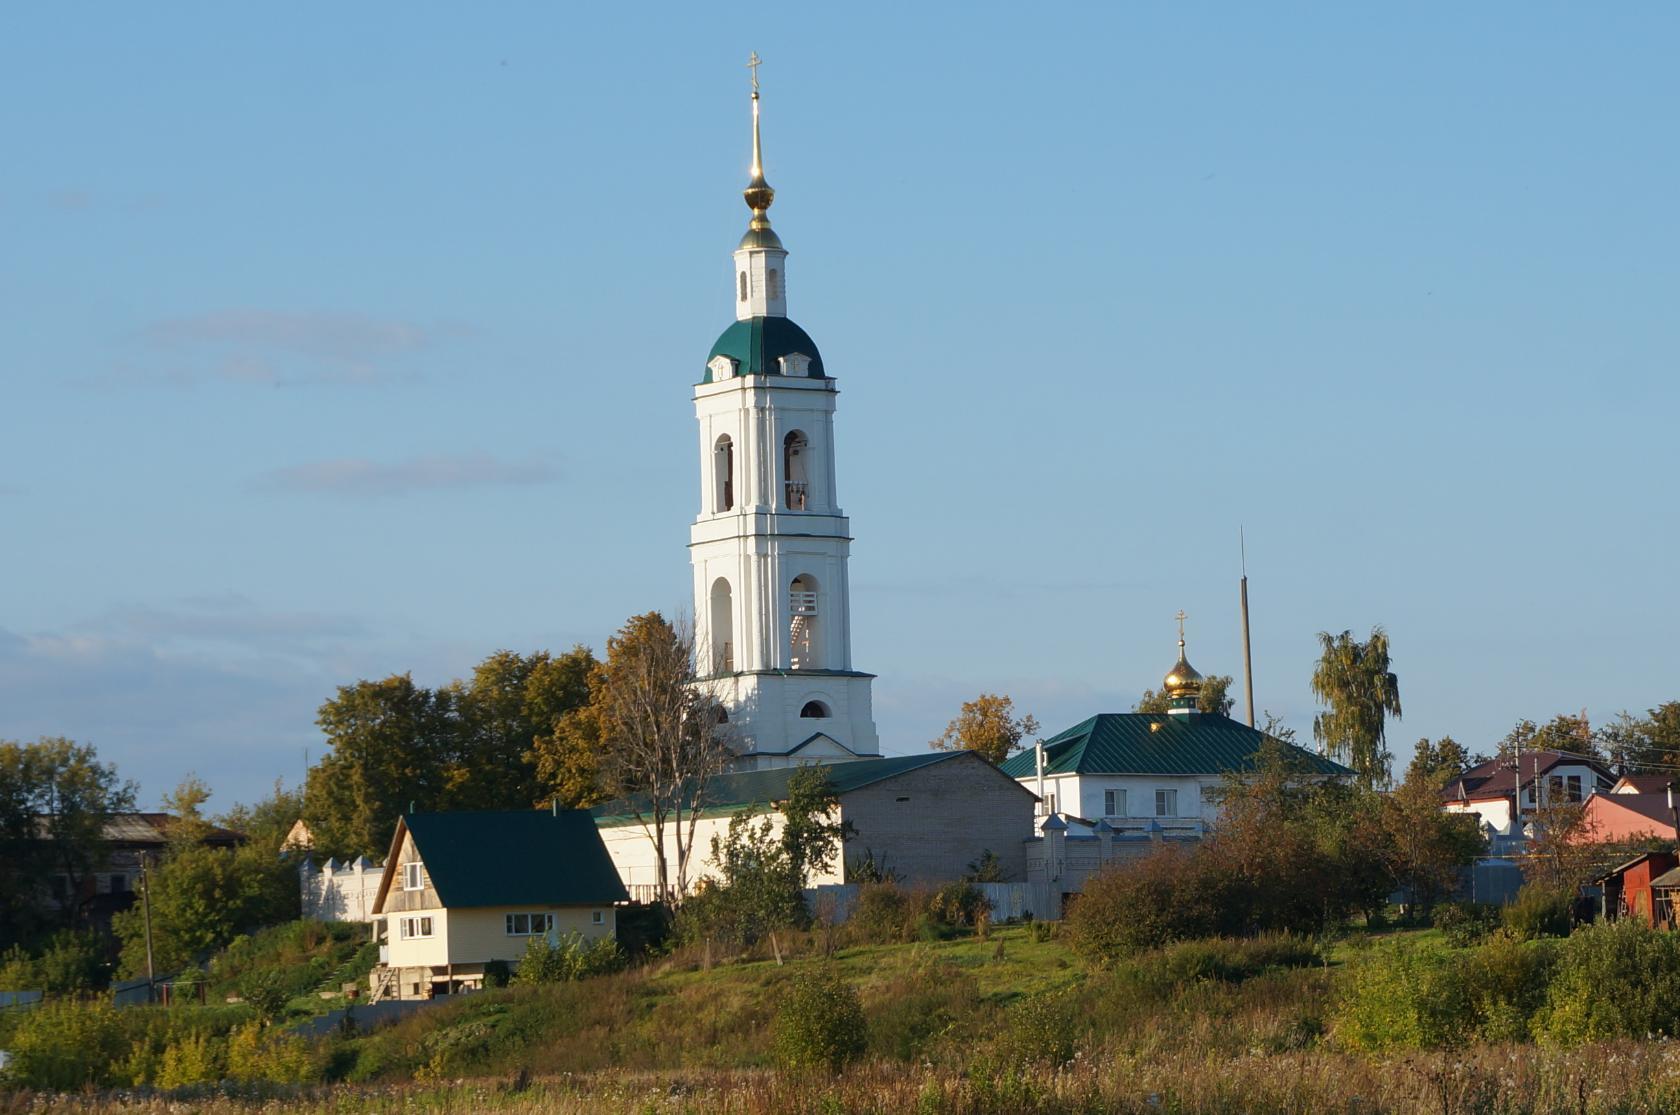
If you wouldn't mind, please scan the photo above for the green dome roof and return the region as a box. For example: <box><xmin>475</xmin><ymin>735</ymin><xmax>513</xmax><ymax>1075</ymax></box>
<box><xmin>705</xmin><ymin>316</ymin><xmax>825</xmax><ymax>383</ymax></box>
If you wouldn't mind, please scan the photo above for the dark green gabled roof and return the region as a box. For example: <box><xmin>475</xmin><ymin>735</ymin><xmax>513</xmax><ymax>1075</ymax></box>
<box><xmin>705</xmin><ymin>316</ymin><xmax>826</xmax><ymax>382</ymax></box>
<box><xmin>995</xmin><ymin>713</ymin><xmax>1352</xmax><ymax>779</ymax></box>
<box><xmin>404</xmin><ymin>810</ymin><xmax>628</xmax><ymax>908</ymax></box>
<box><xmin>592</xmin><ymin>752</ymin><xmax>982</xmax><ymax>825</ymax></box>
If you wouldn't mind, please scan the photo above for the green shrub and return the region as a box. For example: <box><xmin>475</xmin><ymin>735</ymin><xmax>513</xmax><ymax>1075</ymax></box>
<box><xmin>926</xmin><ymin>882</ymin><xmax>988</xmax><ymax>930</ymax></box>
<box><xmin>483</xmin><ymin>959</ymin><xmax>511</xmax><ymax>989</ymax></box>
<box><xmin>1465</xmin><ymin>930</ymin><xmax>1553</xmax><ymax>1043</ymax></box>
<box><xmin>1434</xmin><ymin>901</ymin><xmax>1501</xmax><ymax>948</ymax></box>
<box><xmin>1150</xmin><ymin>935</ymin><xmax>1322</xmax><ymax>986</ymax></box>
<box><xmin>242</xmin><ymin>971</ymin><xmax>291</xmax><ymax>1023</ymax></box>
<box><xmin>1503</xmin><ymin>883</ymin><xmax>1574</xmax><ymax>940</ymax></box>
<box><xmin>1332</xmin><ymin>945</ymin><xmax>1473</xmax><ymax>1050</ymax></box>
<box><xmin>848</xmin><ymin>882</ymin><xmax>914</xmax><ymax>945</ymax></box>
<box><xmin>226</xmin><ymin>1020</ymin><xmax>320</xmax><ymax>1083</ymax></box>
<box><xmin>514</xmin><ymin>932</ymin><xmax>624</xmax><ymax>984</ymax></box>
<box><xmin>773</xmin><ymin>966</ymin><xmax>867</xmax><ymax>1073</ymax></box>
<box><xmin>1065</xmin><ymin>848</ymin><xmax>1224</xmax><ymax>963</ymax></box>
<box><xmin>1</xmin><ymin>998</ymin><xmax>129</xmax><ymax>1089</ymax></box>
<box><xmin>1535</xmin><ymin>919</ymin><xmax>1680</xmax><ymax>1043</ymax></box>
<box><xmin>1005</xmin><ymin>987</ymin><xmax>1080</xmax><ymax>1066</ymax></box>
<box><xmin>154</xmin><ymin>1029</ymin><xmax>226</xmax><ymax>1089</ymax></box>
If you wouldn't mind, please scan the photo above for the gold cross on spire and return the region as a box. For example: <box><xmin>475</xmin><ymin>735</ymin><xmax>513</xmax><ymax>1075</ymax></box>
<box><xmin>1176</xmin><ymin>610</ymin><xmax>1188</xmax><ymax>647</ymax></box>
<box><xmin>747</xmin><ymin>51</ymin><xmax>762</xmax><ymax>94</ymax></box>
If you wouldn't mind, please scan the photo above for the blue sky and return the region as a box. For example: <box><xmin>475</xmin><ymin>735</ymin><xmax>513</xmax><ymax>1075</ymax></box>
<box><xmin>3</xmin><ymin>4</ymin><xmax>1676</xmax><ymax>809</ymax></box>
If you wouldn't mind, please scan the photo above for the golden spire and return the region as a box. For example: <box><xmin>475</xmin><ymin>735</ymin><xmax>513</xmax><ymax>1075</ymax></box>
<box><xmin>742</xmin><ymin>52</ymin><xmax>776</xmax><ymax>232</ymax></box>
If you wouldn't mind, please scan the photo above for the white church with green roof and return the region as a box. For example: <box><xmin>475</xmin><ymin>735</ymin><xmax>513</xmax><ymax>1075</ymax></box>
<box><xmin>999</xmin><ymin>630</ymin><xmax>1351</xmax><ymax>838</ymax></box>
<box><xmin>689</xmin><ymin>64</ymin><xmax>880</xmax><ymax>770</ymax></box>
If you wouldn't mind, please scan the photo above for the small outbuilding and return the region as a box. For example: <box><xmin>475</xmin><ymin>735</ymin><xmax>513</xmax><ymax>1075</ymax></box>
<box><xmin>369</xmin><ymin>808</ymin><xmax>627</xmax><ymax>1001</ymax></box>
<box><xmin>1595</xmin><ymin>851</ymin><xmax>1679</xmax><ymax>926</ymax></box>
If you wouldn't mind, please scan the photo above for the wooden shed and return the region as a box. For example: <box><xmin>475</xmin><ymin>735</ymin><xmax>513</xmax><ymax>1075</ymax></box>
<box><xmin>1596</xmin><ymin>851</ymin><xmax>1679</xmax><ymax>925</ymax></box>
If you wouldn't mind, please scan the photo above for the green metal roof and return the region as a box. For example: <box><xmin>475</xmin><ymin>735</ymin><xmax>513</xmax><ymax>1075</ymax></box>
<box><xmin>705</xmin><ymin>316</ymin><xmax>826</xmax><ymax>382</ymax></box>
<box><xmin>592</xmin><ymin>752</ymin><xmax>968</xmax><ymax>825</ymax></box>
<box><xmin>995</xmin><ymin>713</ymin><xmax>1352</xmax><ymax>779</ymax></box>
<box><xmin>404</xmin><ymin>809</ymin><xmax>628</xmax><ymax>908</ymax></box>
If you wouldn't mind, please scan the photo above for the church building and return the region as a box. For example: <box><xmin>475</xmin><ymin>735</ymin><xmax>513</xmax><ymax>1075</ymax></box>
<box><xmin>689</xmin><ymin>65</ymin><xmax>880</xmax><ymax>770</ymax></box>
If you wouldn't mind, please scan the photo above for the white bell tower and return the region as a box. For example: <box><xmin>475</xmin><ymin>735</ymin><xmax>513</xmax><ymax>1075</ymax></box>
<box><xmin>690</xmin><ymin>57</ymin><xmax>879</xmax><ymax>770</ymax></box>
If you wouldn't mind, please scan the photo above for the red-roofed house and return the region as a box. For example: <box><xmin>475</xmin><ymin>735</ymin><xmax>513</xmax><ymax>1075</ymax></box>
<box><xmin>1611</xmin><ymin>773</ymin><xmax>1672</xmax><ymax>795</ymax></box>
<box><xmin>1441</xmin><ymin>751</ymin><xmax>1615</xmax><ymax>836</ymax></box>
<box><xmin>1575</xmin><ymin>792</ymin><xmax>1679</xmax><ymax>844</ymax></box>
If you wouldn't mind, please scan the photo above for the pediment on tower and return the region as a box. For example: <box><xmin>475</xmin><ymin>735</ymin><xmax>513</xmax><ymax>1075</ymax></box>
<box><xmin>707</xmin><ymin>354</ymin><xmax>738</xmax><ymax>382</ymax></box>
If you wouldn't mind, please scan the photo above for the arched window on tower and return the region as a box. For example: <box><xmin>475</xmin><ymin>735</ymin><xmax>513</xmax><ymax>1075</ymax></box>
<box><xmin>789</xmin><ymin>574</ymin><xmax>820</xmax><ymax>670</ymax></box>
<box><xmin>767</xmin><ymin>268</ymin><xmax>781</xmax><ymax>301</ymax></box>
<box><xmin>800</xmin><ymin>700</ymin><xmax>830</xmax><ymax>719</ymax></box>
<box><xmin>739</xmin><ymin>271</ymin><xmax>748</xmax><ymax>302</ymax></box>
<box><xmin>783</xmin><ymin>430</ymin><xmax>809</xmax><ymax>510</ymax></box>
<box><xmin>714</xmin><ymin>434</ymin><xmax>734</xmax><ymax>512</ymax></box>
<box><xmin>710</xmin><ymin>577</ymin><xmax>734</xmax><ymax>674</ymax></box>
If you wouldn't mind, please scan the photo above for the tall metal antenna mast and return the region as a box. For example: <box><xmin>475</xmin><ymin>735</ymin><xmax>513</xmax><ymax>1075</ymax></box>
<box><xmin>1239</xmin><ymin>527</ymin><xmax>1256</xmax><ymax>728</ymax></box>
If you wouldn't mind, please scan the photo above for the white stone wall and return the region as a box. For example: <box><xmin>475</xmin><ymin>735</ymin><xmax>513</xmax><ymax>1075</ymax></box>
<box><xmin>300</xmin><ymin>857</ymin><xmax>385</xmax><ymax>923</ymax></box>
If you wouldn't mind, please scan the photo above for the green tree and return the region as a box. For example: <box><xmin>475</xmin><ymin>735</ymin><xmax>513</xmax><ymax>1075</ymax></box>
<box><xmin>1311</xmin><ymin>627</ymin><xmax>1402</xmax><ymax>788</ymax></box>
<box><xmin>446</xmin><ymin>647</ymin><xmax>596</xmax><ymax>809</ymax></box>
<box><xmin>1136</xmin><ymin>674</ymin><xmax>1236</xmax><ymax>717</ymax></box>
<box><xmin>0</xmin><ymin>738</ymin><xmax>137</xmax><ymax>945</ymax></box>
<box><xmin>113</xmin><ymin>838</ymin><xmax>297</xmax><ymax>978</ymax></box>
<box><xmin>1406</xmin><ymin>737</ymin><xmax>1472</xmax><ymax>784</ymax></box>
<box><xmin>1599</xmin><ymin>703</ymin><xmax>1680</xmax><ymax>774</ymax></box>
<box><xmin>1382</xmin><ymin>759</ymin><xmax>1486</xmax><ymax>917</ymax></box>
<box><xmin>1496</xmin><ymin>714</ymin><xmax>1601</xmax><ymax>761</ymax></box>
<box><xmin>590</xmin><ymin>613</ymin><xmax>733</xmax><ymax>902</ymax></box>
<box><xmin>303</xmin><ymin>674</ymin><xmax>456</xmax><ymax>859</ymax></box>
<box><xmin>929</xmin><ymin>693</ymin><xmax>1039</xmax><ymax>764</ymax></box>
<box><xmin>778</xmin><ymin>767</ymin><xmax>847</xmax><ymax>882</ymax></box>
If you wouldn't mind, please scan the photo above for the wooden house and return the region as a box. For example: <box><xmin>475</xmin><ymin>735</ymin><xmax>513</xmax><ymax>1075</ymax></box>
<box><xmin>369</xmin><ymin>808</ymin><xmax>627</xmax><ymax>1001</ymax></box>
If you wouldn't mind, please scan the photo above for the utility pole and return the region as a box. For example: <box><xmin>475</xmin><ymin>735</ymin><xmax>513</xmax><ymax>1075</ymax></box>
<box><xmin>139</xmin><ymin>854</ymin><xmax>157</xmax><ymax>1002</ymax></box>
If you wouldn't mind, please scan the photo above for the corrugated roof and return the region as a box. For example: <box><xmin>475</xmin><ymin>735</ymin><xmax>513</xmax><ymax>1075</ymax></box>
<box><xmin>1440</xmin><ymin>751</ymin><xmax>1613</xmax><ymax>802</ymax></box>
<box><xmin>591</xmin><ymin>752</ymin><xmax>967</xmax><ymax>825</ymax></box>
<box><xmin>403</xmin><ymin>810</ymin><xmax>628</xmax><ymax>909</ymax></box>
<box><xmin>996</xmin><ymin>713</ymin><xmax>1351</xmax><ymax>779</ymax></box>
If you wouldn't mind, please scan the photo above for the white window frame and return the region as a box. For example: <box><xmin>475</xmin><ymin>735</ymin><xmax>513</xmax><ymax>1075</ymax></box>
<box><xmin>591</xmin><ymin>910</ymin><xmax>604</xmax><ymax>925</ymax></box>
<box><xmin>1155</xmin><ymin>788</ymin><xmax>1178</xmax><ymax>818</ymax></box>
<box><xmin>1104</xmin><ymin>789</ymin><xmax>1126</xmax><ymax>818</ymax></box>
<box><xmin>402</xmin><ymin>862</ymin><xmax>423</xmax><ymax>891</ymax></box>
<box><xmin>400</xmin><ymin>915</ymin><xmax>433</xmax><ymax>940</ymax></box>
<box><xmin>505</xmin><ymin>912</ymin><xmax>554</xmax><ymax>937</ymax></box>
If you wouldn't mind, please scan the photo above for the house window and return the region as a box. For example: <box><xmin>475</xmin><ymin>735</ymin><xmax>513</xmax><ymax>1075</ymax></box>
<box><xmin>400</xmin><ymin>916</ymin><xmax>433</xmax><ymax>939</ymax></box>
<box><xmin>1042</xmin><ymin>792</ymin><xmax>1056</xmax><ymax>816</ymax></box>
<box><xmin>110</xmin><ymin>874</ymin><xmax>129</xmax><ymax>894</ymax></box>
<box><xmin>505</xmin><ymin>913</ymin><xmax>554</xmax><ymax>937</ymax></box>
<box><xmin>1104</xmin><ymin>789</ymin><xmax>1126</xmax><ymax>818</ymax></box>
<box><xmin>1155</xmin><ymin>789</ymin><xmax>1178</xmax><ymax>817</ymax></box>
<box><xmin>592</xmin><ymin>910</ymin><xmax>605</xmax><ymax>925</ymax></box>
<box><xmin>403</xmin><ymin>863</ymin><xmax>423</xmax><ymax>891</ymax></box>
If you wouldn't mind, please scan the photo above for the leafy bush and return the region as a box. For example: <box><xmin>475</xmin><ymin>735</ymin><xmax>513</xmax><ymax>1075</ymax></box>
<box><xmin>926</xmin><ymin>882</ymin><xmax>988</xmax><ymax>931</ymax></box>
<box><xmin>513</xmin><ymin>932</ymin><xmax>624</xmax><ymax>984</ymax></box>
<box><xmin>1005</xmin><ymin>987</ymin><xmax>1081</xmax><ymax>1066</ymax></box>
<box><xmin>483</xmin><ymin>959</ymin><xmax>511</xmax><ymax>989</ymax></box>
<box><xmin>154</xmin><ymin>1029</ymin><xmax>226</xmax><ymax>1089</ymax></box>
<box><xmin>225</xmin><ymin>1020</ymin><xmax>320</xmax><ymax>1083</ymax></box>
<box><xmin>1435</xmin><ymin>901</ymin><xmax>1501</xmax><ymax>948</ymax></box>
<box><xmin>1466</xmin><ymin>931</ymin><xmax>1553</xmax><ymax>1043</ymax></box>
<box><xmin>1535</xmin><ymin>919</ymin><xmax>1680</xmax><ymax>1043</ymax></box>
<box><xmin>773</xmin><ymin>966</ymin><xmax>867</xmax><ymax>1073</ymax></box>
<box><xmin>242</xmin><ymin>971</ymin><xmax>291</xmax><ymax>1023</ymax></box>
<box><xmin>1332</xmin><ymin>945</ymin><xmax>1473</xmax><ymax>1050</ymax></box>
<box><xmin>1066</xmin><ymin>848</ymin><xmax>1225</xmax><ymax>963</ymax></box>
<box><xmin>0</xmin><ymin>998</ymin><xmax>129</xmax><ymax>1089</ymax></box>
<box><xmin>848</xmin><ymin>882</ymin><xmax>915</xmax><ymax>945</ymax></box>
<box><xmin>1150</xmin><ymin>935</ymin><xmax>1322</xmax><ymax>986</ymax></box>
<box><xmin>1503</xmin><ymin>883</ymin><xmax>1574</xmax><ymax>940</ymax></box>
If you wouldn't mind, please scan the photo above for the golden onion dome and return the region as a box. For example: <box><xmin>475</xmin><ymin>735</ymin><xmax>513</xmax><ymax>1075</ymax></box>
<box><xmin>1163</xmin><ymin>644</ymin><xmax>1204</xmax><ymax>699</ymax></box>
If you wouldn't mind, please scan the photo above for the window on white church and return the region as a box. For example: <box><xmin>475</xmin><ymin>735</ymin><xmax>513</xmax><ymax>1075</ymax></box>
<box><xmin>710</xmin><ymin>578</ymin><xmax>734</xmax><ymax>673</ymax></box>
<box><xmin>505</xmin><ymin>913</ymin><xmax>554</xmax><ymax>937</ymax></box>
<box><xmin>767</xmin><ymin>268</ymin><xmax>781</xmax><ymax>300</ymax></box>
<box><xmin>1104</xmin><ymin>789</ymin><xmax>1126</xmax><ymax>818</ymax></box>
<box><xmin>739</xmin><ymin>271</ymin><xmax>748</xmax><ymax>302</ymax></box>
<box><xmin>800</xmin><ymin>700</ymin><xmax>829</xmax><ymax>718</ymax></box>
<box><xmin>714</xmin><ymin>434</ymin><xmax>734</xmax><ymax>512</ymax></box>
<box><xmin>1155</xmin><ymin>789</ymin><xmax>1178</xmax><ymax>818</ymax></box>
<box><xmin>789</xmin><ymin>574</ymin><xmax>820</xmax><ymax>669</ymax></box>
<box><xmin>783</xmin><ymin>430</ymin><xmax>809</xmax><ymax>509</ymax></box>
<box><xmin>402</xmin><ymin>863</ymin><xmax>423</xmax><ymax>891</ymax></box>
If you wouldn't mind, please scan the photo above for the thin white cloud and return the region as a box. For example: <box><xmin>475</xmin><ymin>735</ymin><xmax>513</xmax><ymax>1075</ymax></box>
<box><xmin>92</xmin><ymin>308</ymin><xmax>471</xmax><ymax>389</ymax></box>
<box><xmin>252</xmin><ymin>453</ymin><xmax>558</xmax><ymax>497</ymax></box>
